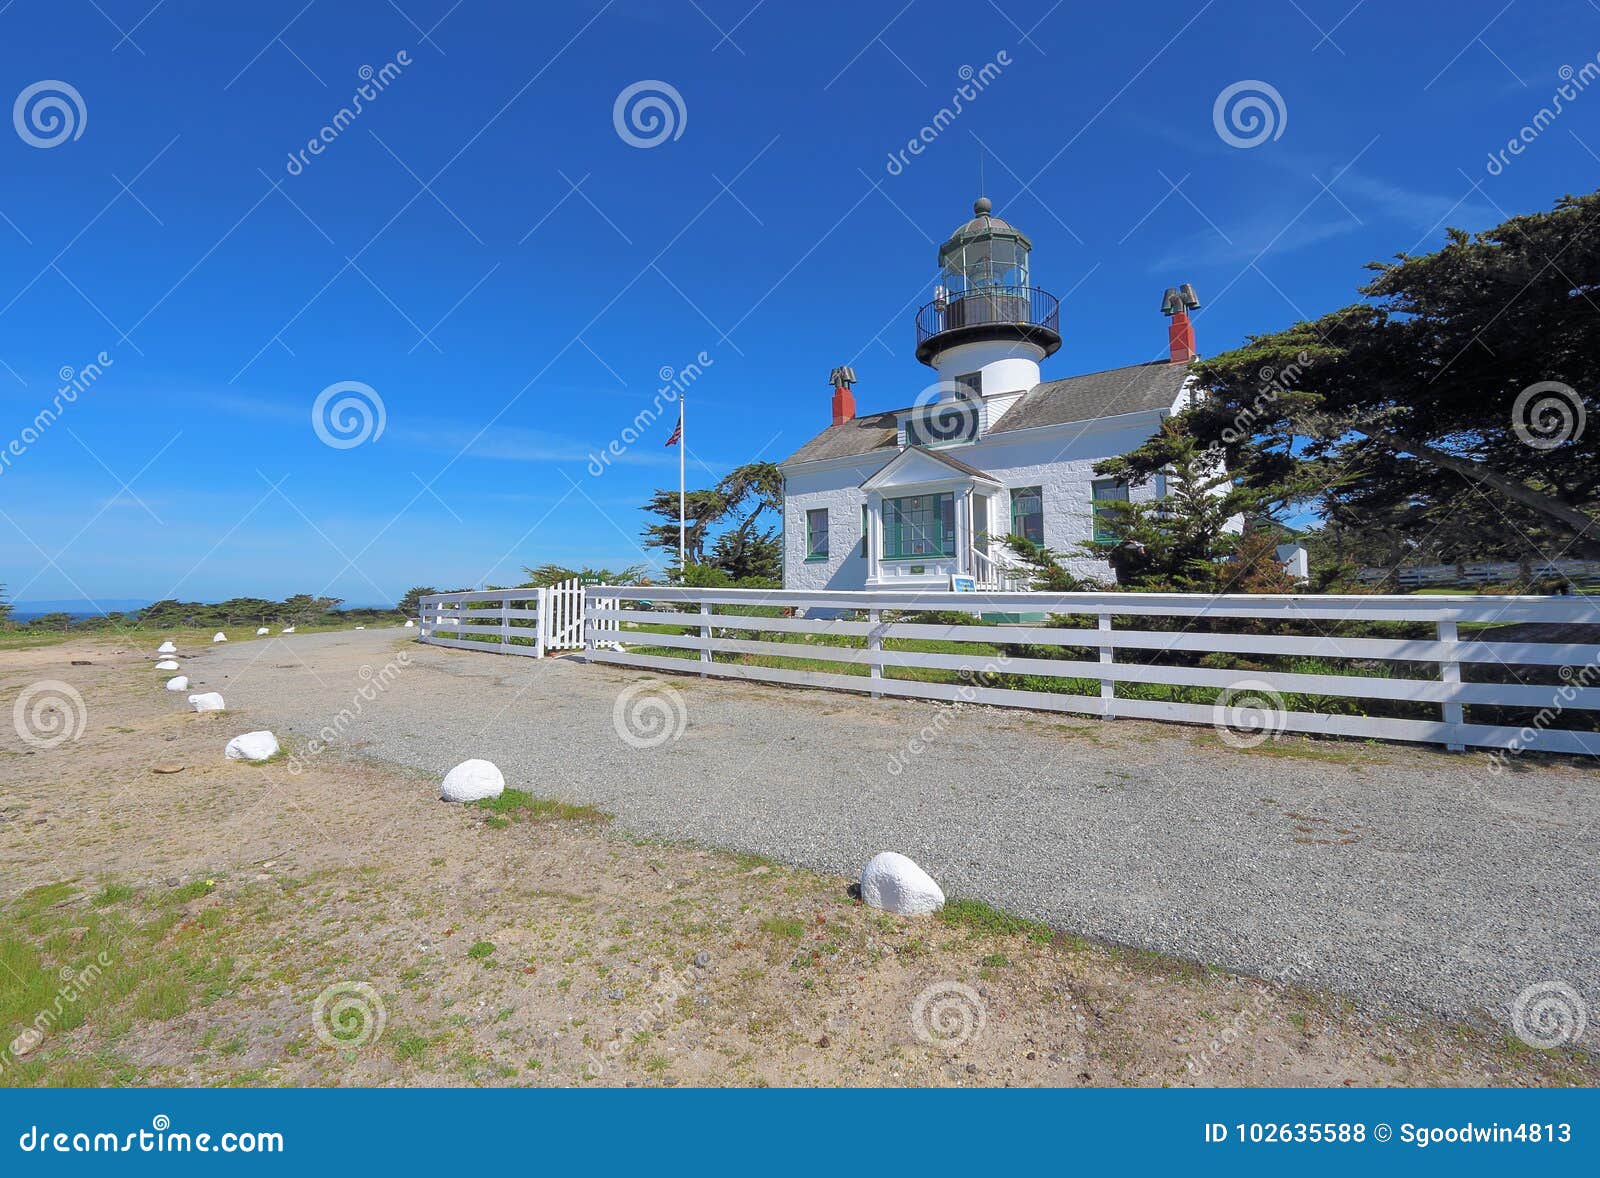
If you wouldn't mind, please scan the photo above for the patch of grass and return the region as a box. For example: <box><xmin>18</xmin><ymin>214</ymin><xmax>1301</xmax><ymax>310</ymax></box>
<box><xmin>979</xmin><ymin>952</ymin><xmax>1010</xmax><ymax>968</ymax></box>
<box><xmin>92</xmin><ymin>884</ymin><xmax>135</xmax><ymax>907</ymax></box>
<box><xmin>1</xmin><ymin>878</ymin><xmax>246</xmax><ymax>1087</ymax></box>
<box><xmin>392</xmin><ymin>1031</ymin><xmax>430</xmax><ymax>1061</ymax></box>
<box><xmin>474</xmin><ymin>789</ymin><xmax>611</xmax><ymax>826</ymax></box>
<box><xmin>937</xmin><ymin>897</ymin><xmax>1055</xmax><ymax>944</ymax></box>
<box><xmin>757</xmin><ymin>917</ymin><xmax>805</xmax><ymax>941</ymax></box>
<box><xmin>161</xmin><ymin>881</ymin><xmax>214</xmax><ymax>906</ymax></box>
<box><xmin>467</xmin><ymin>941</ymin><xmax>496</xmax><ymax>960</ymax></box>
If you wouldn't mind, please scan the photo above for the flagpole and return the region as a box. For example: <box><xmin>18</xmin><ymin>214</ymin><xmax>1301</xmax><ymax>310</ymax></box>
<box><xmin>677</xmin><ymin>393</ymin><xmax>686</xmax><ymax>575</ymax></box>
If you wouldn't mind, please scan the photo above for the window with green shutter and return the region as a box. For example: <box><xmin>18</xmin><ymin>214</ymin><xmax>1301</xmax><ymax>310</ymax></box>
<box><xmin>883</xmin><ymin>493</ymin><xmax>956</xmax><ymax>559</ymax></box>
<box><xmin>1009</xmin><ymin>485</ymin><xmax>1043</xmax><ymax>544</ymax></box>
<box><xmin>805</xmin><ymin>508</ymin><xmax>829</xmax><ymax>561</ymax></box>
<box><xmin>1091</xmin><ymin>479</ymin><xmax>1129</xmax><ymax>543</ymax></box>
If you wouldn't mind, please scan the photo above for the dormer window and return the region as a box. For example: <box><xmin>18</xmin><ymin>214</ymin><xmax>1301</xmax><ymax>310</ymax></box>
<box><xmin>902</xmin><ymin>391</ymin><xmax>981</xmax><ymax>448</ymax></box>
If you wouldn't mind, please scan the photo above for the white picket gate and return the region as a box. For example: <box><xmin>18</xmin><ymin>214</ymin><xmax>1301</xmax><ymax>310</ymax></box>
<box><xmin>416</xmin><ymin>580</ymin><xmax>591</xmax><ymax>658</ymax></box>
<box><xmin>543</xmin><ymin>577</ymin><xmax>586</xmax><ymax>651</ymax></box>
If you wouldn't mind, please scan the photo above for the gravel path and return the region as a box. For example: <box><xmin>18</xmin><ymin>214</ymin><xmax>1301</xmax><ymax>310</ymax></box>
<box><xmin>195</xmin><ymin>629</ymin><xmax>1600</xmax><ymax>1025</ymax></box>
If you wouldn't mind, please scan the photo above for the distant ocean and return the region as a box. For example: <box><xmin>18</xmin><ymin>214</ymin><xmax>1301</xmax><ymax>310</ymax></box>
<box><xmin>9</xmin><ymin>600</ymin><xmax>389</xmax><ymax>621</ymax></box>
<box><xmin>9</xmin><ymin>600</ymin><xmax>150</xmax><ymax>621</ymax></box>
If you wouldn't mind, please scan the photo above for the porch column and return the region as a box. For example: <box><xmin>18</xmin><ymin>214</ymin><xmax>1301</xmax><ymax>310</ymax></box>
<box><xmin>865</xmin><ymin>492</ymin><xmax>880</xmax><ymax>583</ymax></box>
<box><xmin>956</xmin><ymin>487</ymin><xmax>972</xmax><ymax>576</ymax></box>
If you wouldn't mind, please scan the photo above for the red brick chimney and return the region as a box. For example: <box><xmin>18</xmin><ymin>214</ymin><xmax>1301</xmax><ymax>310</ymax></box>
<box><xmin>1161</xmin><ymin>283</ymin><xmax>1200</xmax><ymax>364</ymax></box>
<box><xmin>829</xmin><ymin>365</ymin><xmax>857</xmax><ymax>426</ymax></box>
<box><xmin>1168</xmin><ymin>311</ymin><xmax>1196</xmax><ymax>364</ymax></box>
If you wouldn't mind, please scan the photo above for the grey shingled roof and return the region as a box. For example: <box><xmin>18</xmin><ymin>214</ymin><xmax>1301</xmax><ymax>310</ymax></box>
<box><xmin>988</xmin><ymin>360</ymin><xmax>1189</xmax><ymax>433</ymax></box>
<box><xmin>779</xmin><ymin>360</ymin><xmax>1189</xmax><ymax>467</ymax></box>
<box><xmin>780</xmin><ymin>408</ymin><xmax>902</xmax><ymax>465</ymax></box>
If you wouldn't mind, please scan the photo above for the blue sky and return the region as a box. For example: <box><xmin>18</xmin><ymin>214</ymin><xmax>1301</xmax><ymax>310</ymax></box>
<box><xmin>0</xmin><ymin>0</ymin><xmax>1592</xmax><ymax>606</ymax></box>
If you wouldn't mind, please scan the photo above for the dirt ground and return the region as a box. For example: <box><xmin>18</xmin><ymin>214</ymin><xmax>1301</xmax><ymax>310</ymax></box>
<box><xmin>1</xmin><ymin>636</ymin><xmax>1595</xmax><ymax>1088</ymax></box>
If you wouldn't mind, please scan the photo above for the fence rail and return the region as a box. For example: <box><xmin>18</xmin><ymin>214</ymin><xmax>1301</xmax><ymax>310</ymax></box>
<box><xmin>579</xmin><ymin>587</ymin><xmax>1600</xmax><ymax>758</ymax></box>
<box><xmin>414</xmin><ymin>584</ymin><xmax>1600</xmax><ymax>757</ymax></box>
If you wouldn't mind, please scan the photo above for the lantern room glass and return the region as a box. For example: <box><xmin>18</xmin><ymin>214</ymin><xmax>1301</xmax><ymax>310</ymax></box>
<box><xmin>939</xmin><ymin>230</ymin><xmax>1029</xmax><ymax>295</ymax></box>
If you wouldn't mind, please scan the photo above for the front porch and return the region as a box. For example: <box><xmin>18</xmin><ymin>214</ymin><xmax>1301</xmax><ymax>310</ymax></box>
<box><xmin>857</xmin><ymin>447</ymin><xmax>1029</xmax><ymax>591</ymax></box>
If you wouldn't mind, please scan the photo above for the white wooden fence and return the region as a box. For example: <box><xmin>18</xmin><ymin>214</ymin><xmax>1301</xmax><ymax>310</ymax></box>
<box><xmin>1359</xmin><ymin>559</ymin><xmax>1600</xmax><ymax>589</ymax></box>
<box><xmin>580</xmin><ymin>587</ymin><xmax>1600</xmax><ymax>757</ymax></box>
<box><xmin>417</xmin><ymin>578</ymin><xmax>587</xmax><ymax>658</ymax></box>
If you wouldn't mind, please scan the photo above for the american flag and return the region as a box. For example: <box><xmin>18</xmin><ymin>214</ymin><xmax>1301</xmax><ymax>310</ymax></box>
<box><xmin>665</xmin><ymin>409</ymin><xmax>682</xmax><ymax>447</ymax></box>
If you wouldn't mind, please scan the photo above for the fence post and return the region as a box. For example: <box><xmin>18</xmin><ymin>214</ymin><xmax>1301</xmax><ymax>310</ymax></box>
<box><xmin>1437</xmin><ymin>619</ymin><xmax>1465</xmax><ymax>751</ymax></box>
<box><xmin>868</xmin><ymin>608</ymin><xmax>883</xmax><ymax>700</ymax></box>
<box><xmin>1098</xmin><ymin>611</ymin><xmax>1115</xmax><ymax>719</ymax></box>
<box><xmin>698</xmin><ymin>601</ymin><xmax>712</xmax><ymax>677</ymax></box>
<box><xmin>500</xmin><ymin>594</ymin><xmax>510</xmax><ymax>652</ymax></box>
<box><xmin>535</xmin><ymin>587</ymin><xmax>549</xmax><ymax>659</ymax></box>
<box><xmin>582</xmin><ymin>587</ymin><xmax>594</xmax><ymax>658</ymax></box>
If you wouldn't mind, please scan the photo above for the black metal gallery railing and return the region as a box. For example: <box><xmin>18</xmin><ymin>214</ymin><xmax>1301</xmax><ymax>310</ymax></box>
<box><xmin>915</xmin><ymin>285</ymin><xmax>1060</xmax><ymax>347</ymax></box>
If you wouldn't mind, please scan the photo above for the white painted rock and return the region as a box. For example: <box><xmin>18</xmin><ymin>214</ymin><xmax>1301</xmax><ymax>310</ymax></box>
<box><xmin>225</xmin><ymin>730</ymin><xmax>280</xmax><ymax>761</ymax></box>
<box><xmin>439</xmin><ymin>758</ymin><xmax>505</xmax><ymax>803</ymax></box>
<box><xmin>355</xmin><ymin>625</ymin><xmax>365</xmax><ymax>630</ymax></box>
<box><xmin>188</xmin><ymin>692</ymin><xmax>226</xmax><ymax>713</ymax></box>
<box><xmin>404</xmin><ymin>619</ymin><xmax>415</xmax><ymax>628</ymax></box>
<box><xmin>858</xmin><ymin>851</ymin><xmax>945</xmax><ymax>916</ymax></box>
<box><xmin>212</xmin><ymin>632</ymin><xmax>227</xmax><ymax>643</ymax></box>
<box><xmin>164</xmin><ymin>675</ymin><xmax>190</xmax><ymax>692</ymax></box>
<box><xmin>281</xmin><ymin>626</ymin><xmax>296</xmax><ymax>634</ymax></box>
<box><xmin>256</xmin><ymin>626</ymin><xmax>269</xmax><ymax>635</ymax></box>
<box><xmin>156</xmin><ymin>640</ymin><xmax>177</xmax><ymax>654</ymax></box>
<box><xmin>155</xmin><ymin>659</ymin><xmax>180</xmax><ymax>671</ymax></box>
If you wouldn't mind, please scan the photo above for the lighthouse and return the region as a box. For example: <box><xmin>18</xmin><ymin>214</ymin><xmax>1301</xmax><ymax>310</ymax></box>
<box><xmin>913</xmin><ymin>196</ymin><xmax>1061</xmax><ymax>424</ymax></box>
<box><xmin>780</xmin><ymin>191</ymin><xmax>1198</xmax><ymax>593</ymax></box>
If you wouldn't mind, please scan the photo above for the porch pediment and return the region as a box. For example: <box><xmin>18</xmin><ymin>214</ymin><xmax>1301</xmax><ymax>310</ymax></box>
<box><xmin>859</xmin><ymin>445</ymin><xmax>1002</xmax><ymax>493</ymax></box>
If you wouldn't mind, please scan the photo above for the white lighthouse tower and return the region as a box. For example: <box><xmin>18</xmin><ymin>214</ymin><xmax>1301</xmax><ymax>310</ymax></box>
<box><xmin>914</xmin><ymin>195</ymin><xmax>1062</xmax><ymax>425</ymax></box>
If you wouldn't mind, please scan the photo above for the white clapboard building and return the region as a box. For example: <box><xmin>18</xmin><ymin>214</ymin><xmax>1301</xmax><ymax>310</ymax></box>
<box><xmin>778</xmin><ymin>196</ymin><xmax>1202</xmax><ymax>591</ymax></box>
